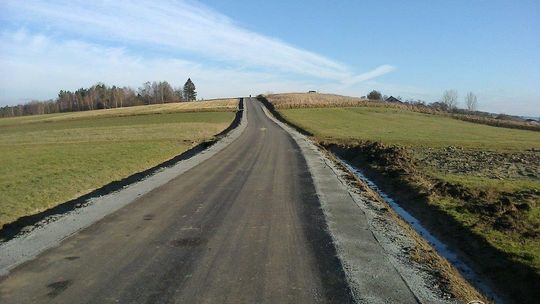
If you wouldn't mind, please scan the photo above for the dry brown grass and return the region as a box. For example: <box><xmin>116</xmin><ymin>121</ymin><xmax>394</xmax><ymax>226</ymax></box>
<box><xmin>453</xmin><ymin>114</ymin><xmax>540</xmax><ymax>131</ymax></box>
<box><xmin>267</xmin><ymin>93</ymin><xmax>436</xmax><ymax>112</ymax></box>
<box><xmin>0</xmin><ymin>99</ymin><xmax>239</xmax><ymax>126</ymax></box>
<box><xmin>267</xmin><ymin>93</ymin><xmax>365</xmax><ymax>108</ymax></box>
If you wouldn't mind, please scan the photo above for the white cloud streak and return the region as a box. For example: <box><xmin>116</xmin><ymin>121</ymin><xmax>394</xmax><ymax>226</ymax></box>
<box><xmin>0</xmin><ymin>0</ymin><xmax>395</xmax><ymax>103</ymax></box>
<box><xmin>341</xmin><ymin>65</ymin><xmax>397</xmax><ymax>86</ymax></box>
<box><xmin>0</xmin><ymin>30</ymin><xmax>312</xmax><ymax>101</ymax></box>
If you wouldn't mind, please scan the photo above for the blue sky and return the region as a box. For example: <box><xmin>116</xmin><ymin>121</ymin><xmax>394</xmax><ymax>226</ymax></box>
<box><xmin>0</xmin><ymin>0</ymin><xmax>539</xmax><ymax>116</ymax></box>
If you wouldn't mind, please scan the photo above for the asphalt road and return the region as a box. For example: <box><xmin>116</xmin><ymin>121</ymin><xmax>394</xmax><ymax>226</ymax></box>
<box><xmin>0</xmin><ymin>98</ymin><xmax>355</xmax><ymax>303</ymax></box>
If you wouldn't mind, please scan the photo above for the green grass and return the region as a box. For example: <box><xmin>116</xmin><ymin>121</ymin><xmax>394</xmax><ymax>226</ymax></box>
<box><xmin>430</xmin><ymin>173</ymin><xmax>540</xmax><ymax>193</ymax></box>
<box><xmin>0</xmin><ymin>109</ymin><xmax>235</xmax><ymax>228</ymax></box>
<box><xmin>280</xmin><ymin>107</ymin><xmax>540</xmax><ymax>193</ymax></box>
<box><xmin>279</xmin><ymin>105</ymin><xmax>540</xmax><ymax>278</ymax></box>
<box><xmin>437</xmin><ymin>195</ymin><xmax>540</xmax><ymax>270</ymax></box>
<box><xmin>279</xmin><ymin>105</ymin><xmax>539</xmax><ymax>201</ymax></box>
<box><xmin>280</xmin><ymin>107</ymin><xmax>540</xmax><ymax>151</ymax></box>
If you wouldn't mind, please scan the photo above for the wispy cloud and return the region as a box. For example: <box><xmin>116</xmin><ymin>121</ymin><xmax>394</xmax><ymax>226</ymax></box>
<box><xmin>0</xmin><ymin>0</ymin><xmax>395</xmax><ymax>103</ymax></box>
<box><xmin>341</xmin><ymin>65</ymin><xmax>397</xmax><ymax>86</ymax></box>
<box><xmin>0</xmin><ymin>30</ymin><xmax>313</xmax><ymax>101</ymax></box>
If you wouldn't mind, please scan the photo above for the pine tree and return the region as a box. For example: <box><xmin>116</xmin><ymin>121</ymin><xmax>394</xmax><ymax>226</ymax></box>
<box><xmin>183</xmin><ymin>78</ymin><xmax>197</xmax><ymax>101</ymax></box>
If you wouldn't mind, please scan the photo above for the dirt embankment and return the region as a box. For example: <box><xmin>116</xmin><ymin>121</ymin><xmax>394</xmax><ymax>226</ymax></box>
<box><xmin>418</xmin><ymin>147</ymin><xmax>539</xmax><ymax>180</ymax></box>
<box><xmin>326</xmin><ymin>141</ymin><xmax>540</xmax><ymax>303</ymax></box>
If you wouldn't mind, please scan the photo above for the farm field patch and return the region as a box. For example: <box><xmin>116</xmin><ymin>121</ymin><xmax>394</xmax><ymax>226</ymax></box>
<box><xmin>0</xmin><ymin>101</ymin><xmax>237</xmax><ymax>228</ymax></box>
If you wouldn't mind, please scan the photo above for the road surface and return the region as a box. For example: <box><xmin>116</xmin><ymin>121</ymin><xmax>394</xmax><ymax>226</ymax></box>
<box><xmin>0</xmin><ymin>98</ymin><xmax>355</xmax><ymax>303</ymax></box>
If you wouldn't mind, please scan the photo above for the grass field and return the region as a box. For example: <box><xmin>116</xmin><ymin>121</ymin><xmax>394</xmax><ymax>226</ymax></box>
<box><xmin>267</xmin><ymin>93</ymin><xmax>540</xmax><ymax>302</ymax></box>
<box><xmin>278</xmin><ymin>106</ymin><xmax>540</xmax><ymax>243</ymax></box>
<box><xmin>279</xmin><ymin>107</ymin><xmax>540</xmax><ymax>151</ymax></box>
<box><xmin>0</xmin><ymin>100</ymin><xmax>237</xmax><ymax>228</ymax></box>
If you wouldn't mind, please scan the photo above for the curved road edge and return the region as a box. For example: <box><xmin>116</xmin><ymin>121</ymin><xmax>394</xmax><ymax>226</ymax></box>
<box><xmin>0</xmin><ymin>99</ymin><xmax>248</xmax><ymax>276</ymax></box>
<box><xmin>258</xmin><ymin>100</ymin><xmax>458</xmax><ymax>303</ymax></box>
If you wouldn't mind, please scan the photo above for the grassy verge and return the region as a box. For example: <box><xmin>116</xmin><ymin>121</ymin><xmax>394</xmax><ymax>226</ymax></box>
<box><xmin>0</xmin><ymin>100</ymin><xmax>237</xmax><ymax>229</ymax></box>
<box><xmin>265</xmin><ymin>94</ymin><xmax>540</xmax><ymax>303</ymax></box>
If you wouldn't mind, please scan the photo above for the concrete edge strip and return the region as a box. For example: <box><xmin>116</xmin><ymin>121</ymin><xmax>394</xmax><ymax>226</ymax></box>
<box><xmin>0</xmin><ymin>101</ymin><xmax>248</xmax><ymax>275</ymax></box>
<box><xmin>259</xmin><ymin>103</ymin><xmax>441</xmax><ymax>303</ymax></box>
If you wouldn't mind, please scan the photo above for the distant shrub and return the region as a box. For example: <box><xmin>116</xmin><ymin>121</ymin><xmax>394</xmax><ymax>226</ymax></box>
<box><xmin>367</xmin><ymin>90</ymin><xmax>382</xmax><ymax>100</ymax></box>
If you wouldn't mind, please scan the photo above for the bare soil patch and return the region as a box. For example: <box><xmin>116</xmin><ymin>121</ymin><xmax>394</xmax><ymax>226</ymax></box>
<box><xmin>327</xmin><ymin>142</ymin><xmax>539</xmax><ymax>303</ymax></box>
<box><xmin>417</xmin><ymin>147</ymin><xmax>539</xmax><ymax>180</ymax></box>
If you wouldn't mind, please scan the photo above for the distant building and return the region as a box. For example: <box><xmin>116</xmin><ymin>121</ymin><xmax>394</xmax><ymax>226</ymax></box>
<box><xmin>308</xmin><ymin>90</ymin><xmax>317</xmax><ymax>93</ymax></box>
<box><xmin>385</xmin><ymin>96</ymin><xmax>402</xmax><ymax>103</ymax></box>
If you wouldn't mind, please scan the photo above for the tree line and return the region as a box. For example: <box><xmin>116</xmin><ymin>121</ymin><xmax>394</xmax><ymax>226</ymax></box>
<box><xmin>366</xmin><ymin>89</ymin><xmax>479</xmax><ymax>112</ymax></box>
<box><xmin>0</xmin><ymin>78</ymin><xmax>197</xmax><ymax>118</ymax></box>
<box><xmin>363</xmin><ymin>89</ymin><xmax>539</xmax><ymax>128</ymax></box>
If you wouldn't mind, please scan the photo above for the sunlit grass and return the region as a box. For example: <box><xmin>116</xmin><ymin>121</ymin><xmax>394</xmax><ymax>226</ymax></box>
<box><xmin>0</xmin><ymin>103</ymin><xmax>237</xmax><ymax>228</ymax></box>
<box><xmin>280</xmin><ymin>107</ymin><xmax>540</xmax><ymax>150</ymax></box>
<box><xmin>275</xmin><ymin>100</ymin><xmax>540</xmax><ymax>279</ymax></box>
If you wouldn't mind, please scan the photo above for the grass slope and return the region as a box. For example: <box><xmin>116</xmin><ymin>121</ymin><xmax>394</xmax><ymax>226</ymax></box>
<box><xmin>269</xmin><ymin>92</ymin><xmax>540</xmax><ymax>131</ymax></box>
<box><xmin>0</xmin><ymin>101</ymin><xmax>237</xmax><ymax>228</ymax></box>
<box><xmin>280</xmin><ymin>107</ymin><xmax>540</xmax><ymax>151</ymax></box>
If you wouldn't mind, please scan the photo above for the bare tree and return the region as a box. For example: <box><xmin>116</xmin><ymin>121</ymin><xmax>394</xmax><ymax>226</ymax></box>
<box><xmin>441</xmin><ymin>90</ymin><xmax>459</xmax><ymax>110</ymax></box>
<box><xmin>158</xmin><ymin>81</ymin><xmax>176</xmax><ymax>103</ymax></box>
<box><xmin>174</xmin><ymin>87</ymin><xmax>184</xmax><ymax>102</ymax></box>
<box><xmin>138</xmin><ymin>82</ymin><xmax>153</xmax><ymax>104</ymax></box>
<box><xmin>465</xmin><ymin>92</ymin><xmax>478</xmax><ymax>111</ymax></box>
